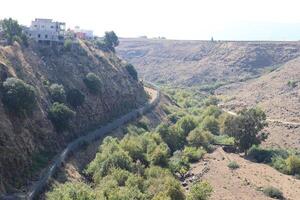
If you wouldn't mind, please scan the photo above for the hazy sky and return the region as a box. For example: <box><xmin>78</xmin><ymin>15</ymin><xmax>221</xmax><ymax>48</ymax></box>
<box><xmin>1</xmin><ymin>0</ymin><xmax>300</xmax><ymax>40</ymax></box>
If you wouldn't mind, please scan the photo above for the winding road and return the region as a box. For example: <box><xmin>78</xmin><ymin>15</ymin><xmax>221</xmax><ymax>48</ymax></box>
<box><xmin>2</xmin><ymin>84</ymin><xmax>160</xmax><ymax>200</ymax></box>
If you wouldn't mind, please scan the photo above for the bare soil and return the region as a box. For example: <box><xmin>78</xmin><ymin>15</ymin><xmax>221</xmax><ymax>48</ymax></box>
<box><xmin>190</xmin><ymin>147</ymin><xmax>300</xmax><ymax>200</ymax></box>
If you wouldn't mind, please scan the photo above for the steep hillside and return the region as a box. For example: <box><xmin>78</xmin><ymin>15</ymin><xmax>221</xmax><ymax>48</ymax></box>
<box><xmin>0</xmin><ymin>40</ymin><xmax>147</xmax><ymax>193</ymax></box>
<box><xmin>216</xmin><ymin>57</ymin><xmax>300</xmax><ymax>149</ymax></box>
<box><xmin>117</xmin><ymin>38</ymin><xmax>300</xmax><ymax>87</ymax></box>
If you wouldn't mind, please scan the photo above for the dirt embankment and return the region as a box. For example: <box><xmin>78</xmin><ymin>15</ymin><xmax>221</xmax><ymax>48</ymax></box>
<box><xmin>0</xmin><ymin>40</ymin><xmax>147</xmax><ymax>194</ymax></box>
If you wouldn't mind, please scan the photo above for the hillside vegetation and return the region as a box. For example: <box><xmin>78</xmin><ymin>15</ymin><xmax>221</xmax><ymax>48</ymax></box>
<box><xmin>0</xmin><ymin>39</ymin><xmax>147</xmax><ymax>193</ymax></box>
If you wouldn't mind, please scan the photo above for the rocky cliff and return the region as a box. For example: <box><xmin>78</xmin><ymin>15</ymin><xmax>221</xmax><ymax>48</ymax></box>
<box><xmin>0</xmin><ymin>40</ymin><xmax>147</xmax><ymax>193</ymax></box>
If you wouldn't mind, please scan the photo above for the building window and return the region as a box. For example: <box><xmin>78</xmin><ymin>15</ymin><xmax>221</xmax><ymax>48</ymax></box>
<box><xmin>38</xmin><ymin>34</ymin><xmax>41</xmax><ymax>38</ymax></box>
<box><xmin>45</xmin><ymin>34</ymin><xmax>48</xmax><ymax>39</ymax></box>
<box><xmin>29</xmin><ymin>34</ymin><xmax>32</xmax><ymax>37</ymax></box>
<box><xmin>51</xmin><ymin>26</ymin><xmax>54</xmax><ymax>28</ymax></box>
<box><xmin>34</xmin><ymin>25</ymin><xmax>37</xmax><ymax>27</ymax></box>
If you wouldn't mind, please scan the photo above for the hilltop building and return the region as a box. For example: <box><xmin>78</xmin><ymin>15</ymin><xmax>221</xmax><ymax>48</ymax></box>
<box><xmin>73</xmin><ymin>26</ymin><xmax>93</xmax><ymax>40</ymax></box>
<box><xmin>24</xmin><ymin>18</ymin><xmax>66</xmax><ymax>43</ymax></box>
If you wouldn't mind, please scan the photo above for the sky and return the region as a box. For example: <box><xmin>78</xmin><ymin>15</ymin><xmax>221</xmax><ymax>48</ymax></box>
<box><xmin>1</xmin><ymin>0</ymin><xmax>300</xmax><ymax>40</ymax></box>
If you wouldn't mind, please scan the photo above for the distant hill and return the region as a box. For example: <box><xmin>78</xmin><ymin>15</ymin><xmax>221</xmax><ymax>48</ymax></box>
<box><xmin>117</xmin><ymin>38</ymin><xmax>300</xmax><ymax>88</ymax></box>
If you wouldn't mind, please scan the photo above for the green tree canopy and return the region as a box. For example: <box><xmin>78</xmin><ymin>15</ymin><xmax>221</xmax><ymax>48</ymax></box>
<box><xmin>227</xmin><ymin>108</ymin><xmax>268</xmax><ymax>154</ymax></box>
<box><xmin>49</xmin><ymin>83</ymin><xmax>66</xmax><ymax>103</ymax></box>
<box><xmin>2</xmin><ymin>77</ymin><xmax>36</xmax><ymax>114</ymax></box>
<box><xmin>1</xmin><ymin>18</ymin><xmax>28</xmax><ymax>46</ymax></box>
<box><xmin>48</xmin><ymin>102</ymin><xmax>75</xmax><ymax>131</ymax></box>
<box><xmin>104</xmin><ymin>31</ymin><xmax>119</xmax><ymax>51</ymax></box>
<box><xmin>125</xmin><ymin>63</ymin><xmax>138</xmax><ymax>80</ymax></box>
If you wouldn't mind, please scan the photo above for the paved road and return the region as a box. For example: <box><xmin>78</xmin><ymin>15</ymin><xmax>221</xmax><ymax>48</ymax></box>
<box><xmin>1</xmin><ymin>83</ymin><xmax>160</xmax><ymax>200</ymax></box>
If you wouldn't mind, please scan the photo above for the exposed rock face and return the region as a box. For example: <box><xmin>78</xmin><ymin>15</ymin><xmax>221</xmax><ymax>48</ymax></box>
<box><xmin>0</xmin><ymin>40</ymin><xmax>147</xmax><ymax>193</ymax></box>
<box><xmin>117</xmin><ymin>39</ymin><xmax>300</xmax><ymax>86</ymax></box>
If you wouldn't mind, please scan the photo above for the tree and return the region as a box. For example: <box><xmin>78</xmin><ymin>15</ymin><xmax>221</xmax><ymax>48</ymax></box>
<box><xmin>46</xmin><ymin>182</ymin><xmax>96</xmax><ymax>200</ymax></box>
<box><xmin>187</xmin><ymin>128</ymin><xmax>213</xmax><ymax>149</ymax></box>
<box><xmin>200</xmin><ymin>116</ymin><xmax>220</xmax><ymax>135</ymax></box>
<box><xmin>48</xmin><ymin>102</ymin><xmax>75</xmax><ymax>131</ymax></box>
<box><xmin>125</xmin><ymin>63</ymin><xmax>138</xmax><ymax>80</ymax></box>
<box><xmin>49</xmin><ymin>83</ymin><xmax>66</xmax><ymax>103</ymax></box>
<box><xmin>2</xmin><ymin>77</ymin><xmax>36</xmax><ymax>114</ymax></box>
<box><xmin>104</xmin><ymin>31</ymin><xmax>119</xmax><ymax>51</ymax></box>
<box><xmin>66</xmin><ymin>89</ymin><xmax>85</xmax><ymax>108</ymax></box>
<box><xmin>188</xmin><ymin>181</ymin><xmax>213</xmax><ymax>200</ymax></box>
<box><xmin>176</xmin><ymin>115</ymin><xmax>197</xmax><ymax>136</ymax></box>
<box><xmin>228</xmin><ymin>108</ymin><xmax>268</xmax><ymax>155</ymax></box>
<box><xmin>1</xmin><ymin>18</ymin><xmax>28</xmax><ymax>46</ymax></box>
<box><xmin>83</xmin><ymin>72</ymin><xmax>102</xmax><ymax>94</ymax></box>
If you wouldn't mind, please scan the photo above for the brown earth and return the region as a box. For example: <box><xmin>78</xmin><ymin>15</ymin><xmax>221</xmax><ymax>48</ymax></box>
<box><xmin>190</xmin><ymin>147</ymin><xmax>300</xmax><ymax>200</ymax></box>
<box><xmin>0</xmin><ymin>40</ymin><xmax>147</xmax><ymax>194</ymax></box>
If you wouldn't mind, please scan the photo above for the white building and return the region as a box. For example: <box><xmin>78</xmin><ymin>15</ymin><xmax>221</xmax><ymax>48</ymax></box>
<box><xmin>25</xmin><ymin>18</ymin><xmax>66</xmax><ymax>43</ymax></box>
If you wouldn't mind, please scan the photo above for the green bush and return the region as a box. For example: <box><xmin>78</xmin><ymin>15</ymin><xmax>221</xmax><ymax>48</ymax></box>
<box><xmin>248</xmin><ymin>146</ymin><xmax>289</xmax><ymax>163</ymax></box>
<box><xmin>64</xmin><ymin>39</ymin><xmax>73</xmax><ymax>51</ymax></box>
<box><xmin>83</xmin><ymin>72</ymin><xmax>102</xmax><ymax>94</ymax></box>
<box><xmin>176</xmin><ymin>115</ymin><xmax>197</xmax><ymax>136</ymax></box>
<box><xmin>46</xmin><ymin>182</ymin><xmax>95</xmax><ymax>200</ymax></box>
<box><xmin>213</xmin><ymin>135</ymin><xmax>235</xmax><ymax>145</ymax></box>
<box><xmin>149</xmin><ymin>143</ymin><xmax>170</xmax><ymax>167</ymax></box>
<box><xmin>187</xmin><ymin>128</ymin><xmax>214</xmax><ymax>149</ymax></box>
<box><xmin>187</xmin><ymin>181</ymin><xmax>213</xmax><ymax>200</ymax></box>
<box><xmin>169</xmin><ymin>151</ymin><xmax>190</xmax><ymax>178</ymax></box>
<box><xmin>286</xmin><ymin>155</ymin><xmax>300</xmax><ymax>175</ymax></box>
<box><xmin>125</xmin><ymin>63</ymin><xmax>138</xmax><ymax>80</ymax></box>
<box><xmin>48</xmin><ymin>102</ymin><xmax>75</xmax><ymax>131</ymax></box>
<box><xmin>66</xmin><ymin>89</ymin><xmax>85</xmax><ymax>108</ymax></box>
<box><xmin>271</xmin><ymin>156</ymin><xmax>289</xmax><ymax>174</ymax></box>
<box><xmin>263</xmin><ymin>186</ymin><xmax>283</xmax><ymax>199</ymax></box>
<box><xmin>200</xmin><ymin>116</ymin><xmax>220</xmax><ymax>135</ymax></box>
<box><xmin>227</xmin><ymin>161</ymin><xmax>240</xmax><ymax>170</ymax></box>
<box><xmin>49</xmin><ymin>83</ymin><xmax>66</xmax><ymax>103</ymax></box>
<box><xmin>2</xmin><ymin>77</ymin><xmax>36</xmax><ymax>113</ymax></box>
<box><xmin>183</xmin><ymin>146</ymin><xmax>206</xmax><ymax>162</ymax></box>
<box><xmin>287</xmin><ymin>80</ymin><xmax>297</xmax><ymax>88</ymax></box>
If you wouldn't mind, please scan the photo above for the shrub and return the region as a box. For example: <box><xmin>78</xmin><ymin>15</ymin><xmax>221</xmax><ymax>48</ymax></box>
<box><xmin>183</xmin><ymin>147</ymin><xmax>206</xmax><ymax>162</ymax></box>
<box><xmin>187</xmin><ymin>128</ymin><xmax>214</xmax><ymax>149</ymax></box>
<box><xmin>49</xmin><ymin>83</ymin><xmax>66</xmax><ymax>103</ymax></box>
<box><xmin>169</xmin><ymin>151</ymin><xmax>190</xmax><ymax>178</ymax></box>
<box><xmin>176</xmin><ymin>115</ymin><xmax>197</xmax><ymax>136</ymax></box>
<box><xmin>46</xmin><ymin>182</ymin><xmax>95</xmax><ymax>200</ymax></box>
<box><xmin>66</xmin><ymin>89</ymin><xmax>85</xmax><ymax>108</ymax></box>
<box><xmin>187</xmin><ymin>181</ymin><xmax>213</xmax><ymax>200</ymax></box>
<box><xmin>263</xmin><ymin>186</ymin><xmax>283</xmax><ymax>199</ymax></box>
<box><xmin>63</xmin><ymin>39</ymin><xmax>73</xmax><ymax>51</ymax></box>
<box><xmin>286</xmin><ymin>155</ymin><xmax>300</xmax><ymax>175</ymax></box>
<box><xmin>213</xmin><ymin>135</ymin><xmax>235</xmax><ymax>145</ymax></box>
<box><xmin>287</xmin><ymin>80</ymin><xmax>297</xmax><ymax>88</ymax></box>
<box><xmin>2</xmin><ymin>77</ymin><xmax>36</xmax><ymax>113</ymax></box>
<box><xmin>247</xmin><ymin>145</ymin><xmax>274</xmax><ymax>163</ymax></box>
<box><xmin>200</xmin><ymin>116</ymin><xmax>220</xmax><ymax>135</ymax></box>
<box><xmin>271</xmin><ymin>156</ymin><xmax>289</xmax><ymax>174</ymax></box>
<box><xmin>125</xmin><ymin>63</ymin><xmax>138</xmax><ymax>80</ymax></box>
<box><xmin>227</xmin><ymin>161</ymin><xmax>240</xmax><ymax>170</ymax></box>
<box><xmin>48</xmin><ymin>102</ymin><xmax>75</xmax><ymax>131</ymax></box>
<box><xmin>83</xmin><ymin>72</ymin><xmax>102</xmax><ymax>94</ymax></box>
<box><xmin>149</xmin><ymin>143</ymin><xmax>170</xmax><ymax>167</ymax></box>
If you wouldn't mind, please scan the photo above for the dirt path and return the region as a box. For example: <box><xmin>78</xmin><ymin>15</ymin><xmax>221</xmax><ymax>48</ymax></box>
<box><xmin>190</xmin><ymin>147</ymin><xmax>300</xmax><ymax>200</ymax></box>
<box><xmin>222</xmin><ymin>108</ymin><xmax>300</xmax><ymax>127</ymax></box>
